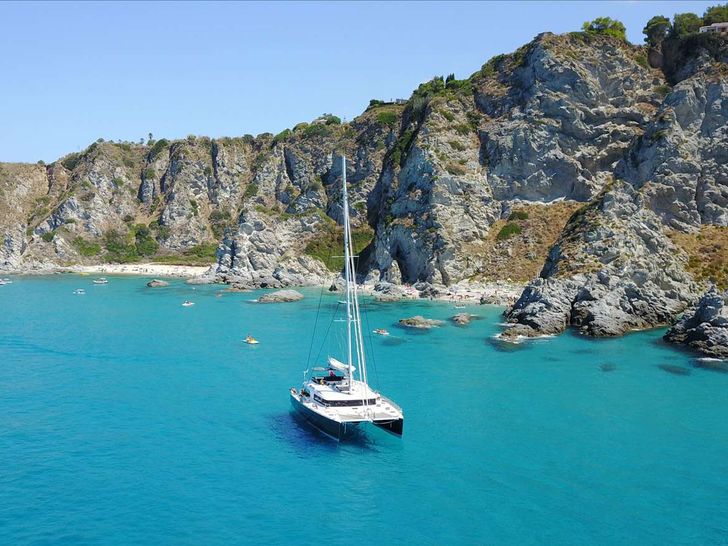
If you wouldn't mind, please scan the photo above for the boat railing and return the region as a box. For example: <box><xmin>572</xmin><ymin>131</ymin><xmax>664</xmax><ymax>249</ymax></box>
<box><xmin>379</xmin><ymin>395</ymin><xmax>403</xmax><ymax>413</ymax></box>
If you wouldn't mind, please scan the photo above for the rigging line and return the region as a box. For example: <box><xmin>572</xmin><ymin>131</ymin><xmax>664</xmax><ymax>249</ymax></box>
<box><xmin>305</xmin><ymin>275</ymin><xmax>328</xmax><ymax>369</ymax></box>
<box><xmin>313</xmin><ymin>302</ymin><xmax>338</xmax><ymax>366</ymax></box>
<box><xmin>361</xmin><ymin>295</ymin><xmax>380</xmax><ymax>390</ymax></box>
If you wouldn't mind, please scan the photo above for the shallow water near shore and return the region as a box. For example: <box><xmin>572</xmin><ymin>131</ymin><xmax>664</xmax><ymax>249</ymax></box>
<box><xmin>1</xmin><ymin>275</ymin><xmax>726</xmax><ymax>545</ymax></box>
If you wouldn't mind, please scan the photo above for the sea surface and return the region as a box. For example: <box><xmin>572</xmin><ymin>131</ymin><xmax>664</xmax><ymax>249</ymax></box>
<box><xmin>0</xmin><ymin>275</ymin><xmax>726</xmax><ymax>545</ymax></box>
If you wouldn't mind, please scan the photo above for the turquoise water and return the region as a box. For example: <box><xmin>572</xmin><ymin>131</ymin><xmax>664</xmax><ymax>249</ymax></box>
<box><xmin>1</xmin><ymin>276</ymin><xmax>727</xmax><ymax>545</ymax></box>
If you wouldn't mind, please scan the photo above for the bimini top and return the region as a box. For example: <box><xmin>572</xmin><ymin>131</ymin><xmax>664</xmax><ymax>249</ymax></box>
<box><xmin>328</xmin><ymin>356</ymin><xmax>356</xmax><ymax>374</ymax></box>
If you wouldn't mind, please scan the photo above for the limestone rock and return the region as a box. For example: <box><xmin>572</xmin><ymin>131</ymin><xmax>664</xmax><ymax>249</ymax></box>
<box><xmin>664</xmin><ymin>287</ymin><xmax>728</xmax><ymax>359</ymax></box>
<box><xmin>257</xmin><ymin>289</ymin><xmax>304</xmax><ymax>303</ymax></box>
<box><xmin>451</xmin><ymin>313</ymin><xmax>473</xmax><ymax>326</ymax></box>
<box><xmin>146</xmin><ymin>279</ymin><xmax>169</xmax><ymax>287</ymax></box>
<box><xmin>398</xmin><ymin>316</ymin><xmax>444</xmax><ymax>329</ymax></box>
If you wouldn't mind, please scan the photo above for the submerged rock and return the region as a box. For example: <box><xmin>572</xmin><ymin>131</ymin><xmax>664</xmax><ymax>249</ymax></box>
<box><xmin>146</xmin><ymin>279</ymin><xmax>169</xmax><ymax>288</ymax></box>
<box><xmin>693</xmin><ymin>358</ymin><xmax>728</xmax><ymax>373</ymax></box>
<box><xmin>257</xmin><ymin>289</ymin><xmax>304</xmax><ymax>303</ymax></box>
<box><xmin>398</xmin><ymin>316</ymin><xmax>444</xmax><ymax>329</ymax></box>
<box><xmin>664</xmin><ymin>287</ymin><xmax>728</xmax><ymax>359</ymax></box>
<box><xmin>599</xmin><ymin>363</ymin><xmax>617</xmax><ymax>372</ymax></box>
<box><xmin>657</xmin><ymin>364</ymin><xmax>692</xmax><ymax>376</ymax></box>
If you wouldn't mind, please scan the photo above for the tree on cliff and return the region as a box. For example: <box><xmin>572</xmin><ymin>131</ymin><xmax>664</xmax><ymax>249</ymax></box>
<box><xmin>643</xmin><ymin>15</ymin><xmax>671</xmax><ymax>46</ymax></box>
<box><xmin>581</xmin><ymin>17</ymin><xmax>627</xmax><ymax>41</ymax></box>
<box><xmin>703</xmin><ymin>3</ymin><xmax>728</xmax><ymax>25</ymax></box>
<box><xmin>671</xmin><ymin>13</ymin><xmax>703</xmax><ymax>37</ymax></box>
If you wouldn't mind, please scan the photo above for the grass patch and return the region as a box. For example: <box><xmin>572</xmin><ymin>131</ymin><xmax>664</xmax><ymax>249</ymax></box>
<box><xmin>496</xmin><ymin>222</ymin><xmax>522</xmax><ymax>241</ymax></box>
<box><xmin>72</xmin><ymin>237</ymin><xmax>102</xmax><ymax>257</ymax></box>
<box><xmin>376</xmin><ymin>110</ymin><xmax>398</xmax><ymax>127</ymax></box>
<box><xmin>41</xmin><ymin>231</ymin><xmax>55</xmax><ymax>243</ymax></box>
<box><xmin>244</xmin><ymin>183</ymin><xmax>258</xmax><ymax>199</ymax></box>
<box><xmin>304</xmin><ymin>224</ymin><xmax>374</xmax><ymax>272</ymax></box>
<box><xmin>508</xmin><ymin>210</ymin><xmax>529</xmax><ymax>221</ymax></box>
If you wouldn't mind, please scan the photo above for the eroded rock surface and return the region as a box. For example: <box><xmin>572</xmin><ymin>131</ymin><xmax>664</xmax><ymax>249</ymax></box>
<box><xmin>665</xmin><ymin>287</ymin><xmax>728</xmax><ymax>358</ymax></box>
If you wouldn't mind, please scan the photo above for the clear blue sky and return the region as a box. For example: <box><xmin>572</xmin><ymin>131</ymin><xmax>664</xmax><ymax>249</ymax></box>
<box><xmin>0</xmin><ymin>1</ymin><xmax>717</xmax><ymax>163</ymax></box>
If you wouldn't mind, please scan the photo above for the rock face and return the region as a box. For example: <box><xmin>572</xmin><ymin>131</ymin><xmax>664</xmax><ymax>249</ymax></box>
<box><xmin>398</xmin><ymin>316</ymin><xmax>444</xmax><ymax>329</ymax></box>
<box><xmin>257</xmin><ymin>289</ymin><xmax>304</xmax><ymax>303</ymax></box>
<box><xmin>503</xmin><ymin>181</ymin><xmax>698</xmax><ymax>338</ymax></box>
<box><xmin>0</xmin><ymin>29</ymin><xmax>725</xmax><ymax>343</ymax></box>
<box><xmin>665</xmin><ymin>287</ymin><xmax>728</xmax><ymax>358</ymax></box>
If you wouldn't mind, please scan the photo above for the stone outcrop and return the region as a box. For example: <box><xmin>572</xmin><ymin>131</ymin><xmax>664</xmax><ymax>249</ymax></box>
<box><xmin>146</xmin><ymin>279</ymin><xmax>169</xmax><ymax>287</ymax></box>
<box><xmin>257</xmin><ymin>289</ymin><xmax>304</xmax><ymax>303</ymax></box>
<box><xmin>665</xmin><ymin>287</ymin><xmax>728</xmax><ymax>359</ymax></box>
<box><xmin>398</xmin><ymin>316</ymin><xmax>444</xmax><ymax>329</ymax></box>
<box><xmin>503</xmin><ymin>181</ymin><xmax>698</xmax><ymax>338</ymax></box>
<box><xmin>451</xmin><ymin>313</ymin><xmax>473</xmax><ymax>326</ymax></box>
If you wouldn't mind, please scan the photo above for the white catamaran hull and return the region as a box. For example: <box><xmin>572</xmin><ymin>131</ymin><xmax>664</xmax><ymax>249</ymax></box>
<box><xmin>290</xmin><ymin>392</ymin><xmax>404</xmax><ymax>440</ymax></box>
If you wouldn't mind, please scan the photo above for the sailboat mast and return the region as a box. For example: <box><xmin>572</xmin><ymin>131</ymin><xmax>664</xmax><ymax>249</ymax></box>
<box><xmin>342</xmin><ymin>157</ymin><xmax>354</xmax><ymax>391</ymax></box>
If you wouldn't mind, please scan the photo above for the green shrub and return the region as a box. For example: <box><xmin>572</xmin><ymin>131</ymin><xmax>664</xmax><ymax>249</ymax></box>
<box><xmin>301</xmin><ymin>124</ymin><xmax>332</xmax><ymax>138</ymax></box>
<box><xmin>508</xmin><ymin>210</ymin><xmax>529</xmax><ymax>221</ymax></box>
<box><xmin>184</xmin><ymin>243</ymin><xmax>218</xmax><ymax>260</ymax></box>
<box><xmin>148</xmin><ymin>138</ymin><xmax>169</xmax><ymax>160</ymax></box>
<box><xmin>496</xmin><ymin>222</ymin><xmax>522</xmax><ymax>241</ymax></box>
<box><xmin>61</xmin><ymin>153</ymin><xmax>83</xmax><ymax>171</ymax></box>
<box><xmin>643</xmin><ymin>15</ymin><xmax>671</xmax><ymax>46</ymax></box>
<box><xmin>41</xmin><ymin>231</ymin><xmax>55</xmax><ymax>242</ymax></box>
<box><xmin>441</xmin><ymin>110</ymin><xmax>455</xmax><ymax>122</ymax></box>
<box><xmin>72</xmin><ymin>237</ymin><xmax>101</xmax><ymax>257</ymax></box>
<box><xmin>448</xmin><ymin>140</ymin><xmax>466</xmax><ymax>151</ymax></box>
<box><xmin>703</xmin><ymin>4</ymin><xmax>728</xmax><ymax>26</ymax></box>
<box><xmin>581</xmin><ymin>17</ymin><xmax>627</xmax><ymax>41</ymax></box>
<box><xmin>376</xmin><ymin>111</ymin><xmax>398</xmax><ymax>127</ymax></box>
<box><xmin>244</xmin><ymin>183</ymin><xmax>258</xmax><ymax>199</ymax></box>
<box><xmin>103</xmin><ymin>229</ymin><xmax>139</xmax><ymax>263</ymax></box>
<box><xmin>123</xmin><ymin>214</ymin><xmax>134</xmax><ymax>223</ymax></box>
<box><xmin>305</xmin><ymin>224</ymin><xmax>374</xmax><ymax>271</ymax></box>
<box><xmin>635</xmin><ymin>54</ymin><xmax>648</xmax><ymax>68</ymax></box>
<box><xmin>671</xmin><ymin>12</ymin><xmax>703</xmax><ymax>37</ymax></box>
<box><xmin>209</xmin><ymin>210</ymin><xmax>233</xmax><ymax>239</ymax></box>
<box><xmin>320</xmin><ymin>113</ymin><xmax>341</xmax><ymax>125</ymax></box>
<box><xmin>272</xmin><ymin>129</ymin><xmax>292</xmax><ymax>144</ymax></box>
<box><xmin>655</xmin><ymin>84</ymin><xmax>671</xmax><ymax>97</ymax></box>
<box><xmin>454</xmin><ymin>124</ymin><xmax>470</xmax><ymax>136</ymax></box>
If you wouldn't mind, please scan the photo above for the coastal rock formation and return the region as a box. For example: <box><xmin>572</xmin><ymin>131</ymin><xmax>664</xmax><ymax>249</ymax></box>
<box><xmin>257</xmin><ymin>289</ymin><xmax>304</xmax><ymax>303</ymax></box>
<box><xmin>146</xmin><ymin>279</ymin><xmax>169</xmax><ymax>287</ymax></box>
<box><xmin>664</xmin><ymin>287</ymin><xmax>728</xmax><ymax>358</ymax></box>
<box><xmin>503</xmin><ymin>181</ymin><xmax>698</xmax><ymax>337</ymax></box>
<box><xmin>451</xmin><ymin>313</ymin><xmax>473</xmax><ymax>326</ymax></box>
<box><xmin>398</xmin><ymin>316</ymin><xmax>444</xmax><ymax>329</ymax></box>
<box><xmin>0</xmin><ymin>27</ymin><xmax>725</xmax><ymax>343</ymax></box>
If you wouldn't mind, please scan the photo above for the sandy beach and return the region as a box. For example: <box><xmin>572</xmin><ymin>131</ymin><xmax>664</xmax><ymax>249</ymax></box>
<box><xmin>63</xmin><ymin>263</ymin><xmax>213</xmax><ymax>278</ymax></box>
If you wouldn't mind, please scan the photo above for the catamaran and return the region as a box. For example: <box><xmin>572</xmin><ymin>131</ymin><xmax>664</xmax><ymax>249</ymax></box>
<box><xmin>289</xmin><ymin>156</ymin><xmax>404</xmax><ymax>440</ymax></box>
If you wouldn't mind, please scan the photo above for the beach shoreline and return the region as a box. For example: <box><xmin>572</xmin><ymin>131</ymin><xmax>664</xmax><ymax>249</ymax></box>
<box><xmin>2</xmin><ymin>263</ymin><xmax>214</xmax><ymax>278</ymax></box>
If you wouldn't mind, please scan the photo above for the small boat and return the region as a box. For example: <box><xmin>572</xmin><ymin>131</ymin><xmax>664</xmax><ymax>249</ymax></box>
<box><xmin>93</xmin><ymin>277</ymin><xmax>108</xmax><ymax>285</ymax></box>
<box><xmin>73</xmin><ymin>288</ymin><xmax>86</xmax><ymax>295</ymax></box>
<box><xmin>290</xmin><ymin>156</ymin><xmax>404</xmax><ymax>440</ymax></box>
<box><xmin>182</xmin><ymin>300</ymin><xmax>194</xmax><ymax>307</ymax></box>
<box><xmin>454</xmin><ymin>304</ymin><xmax>466</xmax><ymax>309</ymax></box>
<box><xmin>0</xmin><ymin>279</ymin><xmax>11</xmax><ymax>286</ymax></box>
<box><xmin>244</xmin><ymin>335</ymin><xmax>260</xmax><ymax>345</ymax></box>
<box><xmin>373</xmin><ymin>328</ymin><xmax>390</xmax><ymax>336</ymax></box>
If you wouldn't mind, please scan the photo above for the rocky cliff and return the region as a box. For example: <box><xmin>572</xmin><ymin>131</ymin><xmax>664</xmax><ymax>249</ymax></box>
<box><xmin>1</xmin><ymin>30</ymin><xmax>726</xmax><ymax>354</ymax></box>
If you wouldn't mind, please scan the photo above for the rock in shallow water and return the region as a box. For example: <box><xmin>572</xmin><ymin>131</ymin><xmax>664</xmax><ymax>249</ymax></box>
<box><xmin>398</xmin><ymin>316</ymin><xmax>444</xmax><ymax>329</ymax></box>
<box><xmin>657</xmin><ymin>364</ymin><xmax>691</xmax><ymax>376</ymax></box>
<box><xmin>664</xmin><ymin>287</ymin><xmax>728</xmax><ymax>359</ymax></box>
<box><xmin>451</xmin><ymin>313</ymin><xmax>473</xmax><ymax>326</ymax></box>
<box><xmin>257</xmin><ymin>289</ymin><xmax>304</xmax><ymax>303</ymax></box>
<box><xmin>146</xmin><ymin>279</ymin><xmax>169</xmax><ymax>288</ymax></box>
